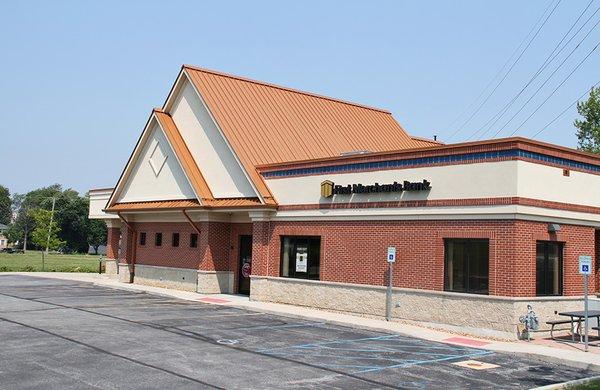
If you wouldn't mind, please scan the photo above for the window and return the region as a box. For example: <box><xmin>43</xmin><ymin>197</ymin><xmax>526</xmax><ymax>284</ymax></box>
<box><xmin>280</xmin><ymin>236</ymin><xmax>321</xmax><ymax>280</ymax></box>
<box><xmin>172</xmin><ymin>233</ymin><xmax>180</xmax><ymax>247</ymax></box>
<box><xmin>536</xmin><ymin>241</ymin><xmax>563</xmax><ymax>296</ymax></box>
<box><xmin>139</xmin><ymin>232</ymin><xmax>146</xmax><ymax>246</ymax></box>
<box><xmin>155</xmin><ymin>232</ymin><xmax>162</xmax><ymax>247</ymax></box>
<box><xmin>444</xmin><ymin>239</ymin><xmax>489</xmax><ymax>294</ymax></box>
<box><xmin>190</xmin><ymin>233</ymin><xmax>198</xmax><ymax>248</ymax></box>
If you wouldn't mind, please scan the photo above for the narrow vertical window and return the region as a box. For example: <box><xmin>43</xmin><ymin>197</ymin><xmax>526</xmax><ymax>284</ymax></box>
<box><xmin>172</xmin><ymin>233</ymin><xmax>180</xmax><ymax>247</ymax></box>
<box><xmin>536</xmin><ymin>241</ymin><xmax>563</xmax><ymax>296</ymax></box>
<box><xmin>155</xmin><ymin>233</ymin><xmax>162</xmax><ymax>247</ymax></box>
<box><xmin>190</xmin><ymin>233</ymin><xmax>198</xmax><ymax>248</ymax></box>
<box><xmin>139</xmin><ymin>232</ymin><xmax>146</xmax><ymax>246</ymax></box>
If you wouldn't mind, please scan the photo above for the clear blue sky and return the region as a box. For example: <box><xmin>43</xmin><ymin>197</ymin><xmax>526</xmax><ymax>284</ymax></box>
<box><xmin>0</xmin><ymin>0</ymin><xmax>598</xmax><ymax>195</ymax></box>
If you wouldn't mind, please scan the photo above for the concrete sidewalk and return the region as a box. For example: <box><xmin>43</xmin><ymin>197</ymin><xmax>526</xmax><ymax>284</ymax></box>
<box><xmin>9</xmin><ymin>272</ymin><xmax>600</xmax><ymax>372</ymax></box>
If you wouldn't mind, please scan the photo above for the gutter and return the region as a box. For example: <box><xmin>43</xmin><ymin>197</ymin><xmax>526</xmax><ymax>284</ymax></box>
<box><xmin>117</xmin><ymin>212</ymin><xmax>136</xmax><ymax>283</ymax></box>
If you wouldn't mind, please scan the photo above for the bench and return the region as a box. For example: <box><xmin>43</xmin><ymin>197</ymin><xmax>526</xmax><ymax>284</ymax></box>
<box><xmin>546</xmin><ymin>319</ymin><xmax>580</xmax><ymax>340</ymax></box>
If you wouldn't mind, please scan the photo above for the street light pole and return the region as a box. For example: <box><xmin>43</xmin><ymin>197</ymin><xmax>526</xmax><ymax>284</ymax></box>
<box><xmin>45</xmin><ymin>197</ymin><xmax>56</xmax><ymax>254</ymax></box>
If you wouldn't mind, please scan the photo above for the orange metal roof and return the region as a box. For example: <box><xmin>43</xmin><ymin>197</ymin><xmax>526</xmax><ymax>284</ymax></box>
<box><xmin>410</xmin><ymin>136</ymin><xmax>444</xmax><ymax>147</ymax></box>
<box><xmin>154</xmin><ymin>109</ymin><xmax>215</xmax><ymax>202</ymax></box>
<box><xmin>106</xmin><ymin>197</ymin><xmax>271</xmax><ymax>212</ymax></box>
<box><xmin>184</xmin><ymin>65</ymin><xmax>427</xmax><ymax>166</ymax></box>
<box><xmin>106</xmin><ymin>199</ymin><xmax>202</xmax><ymax>212</ymax></box>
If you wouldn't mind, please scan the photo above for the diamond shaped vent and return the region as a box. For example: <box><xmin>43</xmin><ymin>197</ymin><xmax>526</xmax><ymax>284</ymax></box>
<box><xmin>148</xmin><ymin>141</ymin><xmax>168</xmax><ymax>176</ymax></box>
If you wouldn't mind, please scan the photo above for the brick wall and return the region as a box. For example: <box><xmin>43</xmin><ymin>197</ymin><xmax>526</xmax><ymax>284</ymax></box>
<box><xmin>251</xmin><ymin>219</ymin><xmax>598</xmax><ymax>298</ymax></box>
<box><xmin>198</xmin><ymin>221</ymin><xmax>231</xmax><ymax>272</ymax></box>
<box><xmin>133</xmin><ymin>222</ymin><xmax>202</xmax><ymax>269</ymax></box>
<box><xmin>124</xmin><ymin>222</ymin><xmax>252</xmax><ymax>288</ymax></box>
<box><xmin>106</xmin><ymin>227</ymin><xmax>120</xmax><ymax>260</ymax></box>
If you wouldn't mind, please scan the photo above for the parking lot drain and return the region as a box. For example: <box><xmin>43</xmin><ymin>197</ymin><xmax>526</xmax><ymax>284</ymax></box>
<box><xmin>452</xmin><ymin>360</ymin><xmax>499</xmax><ymax>370</ymax></box>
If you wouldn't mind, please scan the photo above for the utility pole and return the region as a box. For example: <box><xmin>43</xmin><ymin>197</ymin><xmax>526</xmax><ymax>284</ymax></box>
<box><xmin>45</xmin><ymin>197</ymin><xmax>56</xmax><ymax>254</ymax></box>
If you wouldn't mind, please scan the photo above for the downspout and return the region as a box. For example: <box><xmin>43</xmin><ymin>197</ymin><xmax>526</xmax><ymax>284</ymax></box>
<box><xmin>182</xmin><ymin>209</ymin><xmax>201</xmax><ymax>235</ymax></box>
<box><xmin>182</xmin><ymin>209</ymin><xmax>204</xmax><ymax>291</ymax></box>
<box><xmin>117</xmin><ymin>212</ymin><xmax>136</xmax><ymax>283</ymax></box>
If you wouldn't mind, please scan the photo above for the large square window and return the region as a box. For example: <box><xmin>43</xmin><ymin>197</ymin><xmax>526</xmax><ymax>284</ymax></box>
<box><xmin>536</xmin><ymin>241</ymin><xmax>563</xmax><ymax>296</ymax></box>
<box><xmin>280</xmin><ymin>236</ymin><xmax>321</xmax><ymax>280</ymax></box>
<box><xmin>444</xmin><ymin>239</ymin><xmax>489</xmax><ymax>294</ymax></box>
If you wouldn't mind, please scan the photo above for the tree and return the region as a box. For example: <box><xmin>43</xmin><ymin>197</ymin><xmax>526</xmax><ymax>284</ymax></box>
<box><xmin>30</xmin><ymin>209</ymin><xmax>65</xmax><ymax>251</ymax></box>
<box><xmin>7</xmin><ymin>193</ymin><xmax>32</xmax><ymax>249</ymax></box>
<box><xmin>575</xmin><ymin>86</ymin><xmax>600</xmax><ymax>154</ymax></box>
<box><xmin>87</xmin><ymin>219</ymin><xmax>107</xmax><ymax>254</ymax></box>
<box><xmin>55</xmin><ymin>190</ymin><xmax>89</xmax><ymax>253</ymax></box>
<box><xmin>8</xmin><ymin>185</ymin><xmax>62</xmax><ymax>250</ymax></box>
<box><xmin>0</xmin><ymin>185</ymin><xmax>10</xmax><ymax>225</ymax></box>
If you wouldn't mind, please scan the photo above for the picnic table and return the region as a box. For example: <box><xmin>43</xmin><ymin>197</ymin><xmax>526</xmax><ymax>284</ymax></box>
<box><xmin>558</xmin><ymin>310</ymin><xmax>600</xmax><ymax>342</ymax></box>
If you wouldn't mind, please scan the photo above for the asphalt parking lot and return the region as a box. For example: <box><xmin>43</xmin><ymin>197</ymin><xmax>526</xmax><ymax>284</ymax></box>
<box><xmin>0</xmin><ymin>275</ymin><xmax>596</xmax><ymax>389</ymax></box>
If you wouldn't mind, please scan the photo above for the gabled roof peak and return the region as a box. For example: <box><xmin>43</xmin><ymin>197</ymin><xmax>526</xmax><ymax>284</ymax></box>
<box><xmin>182</xmin><ymin>64</ymin><xmax>391</xmax><ymax>114</ymax></box>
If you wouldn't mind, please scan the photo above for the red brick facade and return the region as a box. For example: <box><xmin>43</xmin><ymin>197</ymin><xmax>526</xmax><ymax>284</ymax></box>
<box><xmin>114</xmin><ymin>218</ymin><xmax>598</xmax><ymax>297</ymax></box>
<box><xmin>250</xmin><ymin>219</ymin><xmax>598</xmax><ymax>297</ymax></box>
<box><xmin>117</xmin><ymin>221</ymin><xmax>252</xmax><ymax>293</ymax></box>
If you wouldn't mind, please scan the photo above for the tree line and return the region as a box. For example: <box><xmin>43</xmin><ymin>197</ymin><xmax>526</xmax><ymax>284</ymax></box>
<box><xmin>0</xmin><ymin>184</ymin><xmax>106</xmax><ymax>254</ymax></box>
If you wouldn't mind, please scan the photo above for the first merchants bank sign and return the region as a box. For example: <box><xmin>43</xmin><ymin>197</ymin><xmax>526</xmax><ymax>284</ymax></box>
<box><xmin>321</xmin><ymin>179</ymin><xmax>431</xmax><ymax>198</ymax></box>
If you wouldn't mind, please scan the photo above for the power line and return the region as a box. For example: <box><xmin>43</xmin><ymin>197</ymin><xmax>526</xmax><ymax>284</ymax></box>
<box><xmin>486</xmin><ymin>11</ymin><xmax>600</xmax><ymax>138</ymax></box>
<box><xmin>531</xmin><ymin>80</ymin><xmax>600</xmax><ymax>138</ymax></box>
<box><xmin>444</xmin><ymin>0</ymin><xmax>560</xmax><ymax>141</ymax></box>
<box><xmin>506</xmin><ymin>40</ymin><xmax>600</xmax><ymax>137</ymax></box>
<box><xmin>468</xmin><ymin>0</ymin><xmax>597</xmax><ymax>140</ymax></box>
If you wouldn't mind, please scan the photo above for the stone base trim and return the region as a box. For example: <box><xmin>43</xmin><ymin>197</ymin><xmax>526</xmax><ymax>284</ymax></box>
<box><xmin>117</xmin><ymin>263</ymin><xmax>134</xmax><ymax>283</ymax></box>
<box><xmin>134</xmin><ymin>264</ymin><xmax>198</xmax><ymax>292</ymax></box>
<box><xmin>250</xmin><ymin>276</ymin><xmax>584</xmax><ymax>340</ymax></box>
<box><xmin>197</xmin><ymin>271</ymin><xmax>234</xmax><ymax>294</ymax></box>
<box><xmin>104</xmin><ymin>259</ymin><xmax>118</xmax><ymax>276</ymax></box>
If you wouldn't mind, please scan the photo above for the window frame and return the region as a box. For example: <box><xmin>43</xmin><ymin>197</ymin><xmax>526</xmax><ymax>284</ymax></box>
<box><xmin>190</xmin><ymin>233</ymin><xmax>198</xmax><ymax>248</ymax></box>
<box><xmin>172</xmin><ymin>232</ymin><xmax>180</xmax><ymax>247</ymax></box>
<box><xmin>279</xmin><ymin>236</ymin><xmax>321</xmax><ymax>281</ymax></box>
<box><xmin>139</xmin><ymin>232</ymin><xmax>147</xmax><ymax>246</ymax></box>
<box><xmin>155</xmin><ymin>232</ymin><xmax>162</xmax><ymax>247</ymax></box>
<box><xmin>444</xmin><ymin>238</ymin><xmax>490</xmax><ymax>295</ymax></box>
<box><xmin>536</xmin><ymin>241</ymin><xmax>564</xmax><ymax>297</ymax></box>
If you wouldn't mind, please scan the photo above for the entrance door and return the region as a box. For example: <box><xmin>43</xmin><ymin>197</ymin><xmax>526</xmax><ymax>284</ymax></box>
<box><xmin>238</xmin><ymin>235</ymin><xmax>252</xmax><ymax>295</ymax></box>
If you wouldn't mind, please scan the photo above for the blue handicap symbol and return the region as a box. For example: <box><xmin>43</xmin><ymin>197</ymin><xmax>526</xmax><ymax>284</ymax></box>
<box><xmin>583</xmin><ymin>265</ymin><xmax>589</xmax><ymax>272</ymax></box>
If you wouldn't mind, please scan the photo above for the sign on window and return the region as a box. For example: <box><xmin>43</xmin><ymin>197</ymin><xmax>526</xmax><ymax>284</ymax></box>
<box><xmin>296</xmin><ymin>245</ymin><xmax>308</xmax><ymax>273</ymax></box>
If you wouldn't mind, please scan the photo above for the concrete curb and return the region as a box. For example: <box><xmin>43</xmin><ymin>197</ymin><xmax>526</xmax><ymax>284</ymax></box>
<box><xmin>533</xmin><ymin>374</ymin><xmax>600</xmax><ymax>389</ymax></box>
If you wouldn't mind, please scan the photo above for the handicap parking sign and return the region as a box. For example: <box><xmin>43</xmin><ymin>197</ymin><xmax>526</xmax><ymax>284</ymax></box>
<box><xmin>387</xmin><ymin>247</ymin><xmax>396</xmax><ymax>263</ymax></box>
<box><xmin>579</xmin><ymin>255</ymin><xmax>592</xmax><ymax>275</ymax></box>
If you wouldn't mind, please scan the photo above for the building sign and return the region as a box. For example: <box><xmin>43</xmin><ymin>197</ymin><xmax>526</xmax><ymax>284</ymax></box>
<box><xmin>241</xmin><ymin>262</ymin><xmax>251</xmax><ymax>278</ymax></box>
<box><xmin>321</xmin><ymin>179</ymin><xmax>431</xmax><ymax>198</ymax></box>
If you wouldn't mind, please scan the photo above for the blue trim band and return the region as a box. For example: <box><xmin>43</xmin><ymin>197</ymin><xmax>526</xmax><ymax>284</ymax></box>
<box><xmin>261</xmin><ymin>149</ymin><xmax>600</xmax><ymax>178</ymax></box>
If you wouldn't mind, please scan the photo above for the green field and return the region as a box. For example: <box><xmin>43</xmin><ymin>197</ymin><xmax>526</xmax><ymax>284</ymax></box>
<box><xmin>0</xmin><ymin>251</ymin><xmax>103</xmax><ymax>273</ymax></box>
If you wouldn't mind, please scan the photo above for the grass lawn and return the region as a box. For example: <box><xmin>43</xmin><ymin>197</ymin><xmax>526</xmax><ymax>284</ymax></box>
<box><xmin>0</xmin><ymin>251</ymin><xmax>103</xmax><ymax>273</ymax></box>
<box><xmin>569</xmin><ymin>379</ymin><xmax>600</xmax><ymax>389</ymax></box>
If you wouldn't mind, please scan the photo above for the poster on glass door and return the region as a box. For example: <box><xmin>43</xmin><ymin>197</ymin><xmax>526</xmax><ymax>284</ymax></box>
<box><xmin>296</xmin><ymin>245</ymin><xmax>308</xmax><ymax>273</ymax></box>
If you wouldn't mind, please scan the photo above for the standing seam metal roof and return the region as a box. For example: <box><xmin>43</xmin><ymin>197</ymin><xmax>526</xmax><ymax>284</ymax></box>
<box><xmin>183</xmin><ymin>65</ymin><xmax>428</xmax><ymax>167</ymax></box>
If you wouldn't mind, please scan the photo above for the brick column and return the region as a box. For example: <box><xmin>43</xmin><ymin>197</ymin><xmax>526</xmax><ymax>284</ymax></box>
<box><xmin>198</xmin><ymin>221</ymin><xmax>231</xmax><ymax>272</ymax></box>
<box><xmin>251</xmin><ymin>221</ymin><xmax>271</xmax><ymax>277</ymax></box>
<box><xmin>118</xmin><ymin>223</ymin><xmax>135</xmax><ymax>283</ymax></box>
<box><xmin>106</xmin><ymin>227</ymin><xmax>120</xmax><ymax>260</ymax></box>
